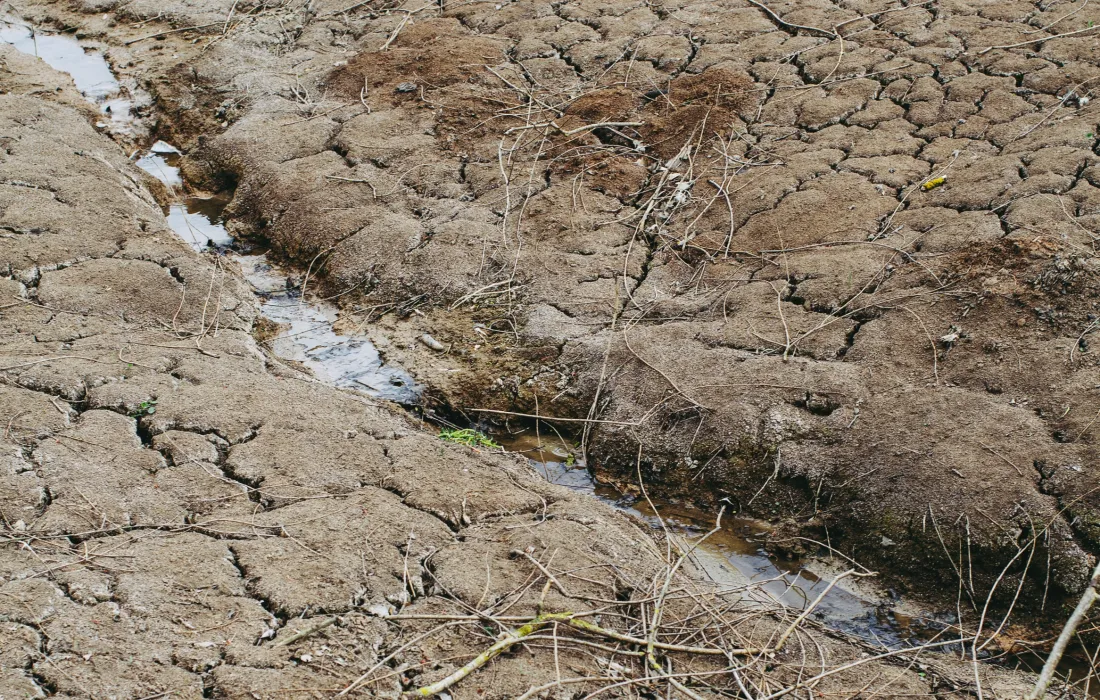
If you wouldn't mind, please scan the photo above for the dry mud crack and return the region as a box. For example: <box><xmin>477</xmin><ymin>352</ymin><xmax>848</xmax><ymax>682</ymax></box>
<box><xmin>2</xmin><ymin>0</ymin><xmax>1100</xmax><ymax>696</ymax></box>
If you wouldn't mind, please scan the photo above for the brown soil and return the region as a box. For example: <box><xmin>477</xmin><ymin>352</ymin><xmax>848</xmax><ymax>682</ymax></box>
<box><xmin>125</xmin><ymin>0</ymin><xmax>1100</xmax><ymax>616</ymax></box>
<box><xmin>3</xmin><ymin>0</ymin><xmax>1100</xmax><ymax>693</ymax></box>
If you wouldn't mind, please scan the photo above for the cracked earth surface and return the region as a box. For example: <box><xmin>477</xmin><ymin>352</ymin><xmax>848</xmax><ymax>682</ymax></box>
<box><xmin>3</xmin><ymin>0</ymin><xmax>1100</xmax><ymax>694</ymax></box>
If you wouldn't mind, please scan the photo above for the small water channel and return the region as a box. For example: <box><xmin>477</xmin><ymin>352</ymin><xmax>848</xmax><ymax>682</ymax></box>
<box><xmin>133</xmin><ymin>143</ymin><xmax>419</xmax><ymax>402</ymax></box>
<box><xmin>0</xmin><ymin>16</ymin><xmax>141</xmax><ymax>137</ymax></box>
<box><xmin>491</xmin><ymin>427</ymin><xmax>932</xmax><ymax>648</ymax></box>
<box><xmin>5</xmin><ymin>20</ymin><xmax>1094</xmax><ymax>691</ymax></box>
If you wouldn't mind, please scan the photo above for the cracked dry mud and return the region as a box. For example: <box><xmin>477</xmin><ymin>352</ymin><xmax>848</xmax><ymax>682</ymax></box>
<box><xmin>2</xmin><ymin>0</ymin><xmax>1100</xmax><ymax>696</ymax></box>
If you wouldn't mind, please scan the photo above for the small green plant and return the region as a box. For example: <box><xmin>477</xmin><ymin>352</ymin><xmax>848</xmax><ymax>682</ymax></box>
<box><xmin>130</xmin><ymin>399</ymin><xmax>157</xmax><ymax>417</ymax></box>
<box><xmin>564</xmin><ymin>452</ymin><xmax>576</xmax><ymax>468</ymax></box>
<box><xmin>438</xmin><ymin>428</ymin><xmax>500</xmax><ymax>450</ymax></box>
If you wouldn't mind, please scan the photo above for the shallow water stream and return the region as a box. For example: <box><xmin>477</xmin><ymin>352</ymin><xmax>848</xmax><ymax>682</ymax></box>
<box><xmin>1</xmin><ymin>16</ymin><xmax>139</xmax><ymax>135</ymax></box>
<box><xmin>492</xmin><ymin>428</ymin><xmax>931</xmax><ymax>648</ymax></box>
<box><xmin>5</xmin><ymin>21</ymin><xmax>1094</xmax><ymax>690</ymax></box>
<box><xmin>132</xmin><ymin>143</ymin><xmax>419</xmax><ymax>402</ymax></box>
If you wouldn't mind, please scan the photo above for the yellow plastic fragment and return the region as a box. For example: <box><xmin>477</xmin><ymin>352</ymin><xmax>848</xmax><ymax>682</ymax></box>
<box><xmin>921</xmin><ymin>176</ymin><xmax>946</xmax><ymax>191</ymax></box>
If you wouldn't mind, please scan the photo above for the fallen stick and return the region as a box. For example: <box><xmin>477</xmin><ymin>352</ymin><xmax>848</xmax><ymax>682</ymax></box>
<box><xmin>465</xmin><ymin>407</ymin><xmax>641</xmax><ymax>427</ymax></box>
<box><xmin>273</xmin><ymin>616</ymin><xmax>336</xmax><ymax>647</ymax></box>
<box><xmin>124</xmin><ymin>22</ymin><xmax>222</xmax><ymax>45</ymax></box>
<box><xmin>1024</xmin><ymin>559</ymin><xmax>1100</xmax><ymax>700</ymax></box>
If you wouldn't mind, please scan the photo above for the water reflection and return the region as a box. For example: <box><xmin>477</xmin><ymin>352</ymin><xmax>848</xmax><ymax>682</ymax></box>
<box><xmin>492</xmin><ymin>426</ymin><xmax>930</xmax><ymax>647</ymax></box>
<box><xmin>133</xmin><ymin>142</ymin><xmax>419</xmax><ymax>403</ymax></box>
<box><xmin>0</xmin><ymin>18</ymin><xmax>137</xmax><ymax>134</ymax></box>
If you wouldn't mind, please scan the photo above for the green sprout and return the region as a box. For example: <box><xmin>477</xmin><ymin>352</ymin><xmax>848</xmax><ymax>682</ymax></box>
<box><xmin>438</xmin><ymin>428</ymin><xmax>500</xmax><ymax>450</ymax></box>
<box><xmin>130</xmin><ymin>399</ymin><xmax>157</xmax><ymax>417</ymax></box>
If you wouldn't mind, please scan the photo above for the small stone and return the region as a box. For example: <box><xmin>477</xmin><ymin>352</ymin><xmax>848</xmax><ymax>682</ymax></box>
<box><xmin>367</xmin><ymin>601</ymin><xmax>395</xmax><ymax>618</ymax></box>
<box><xmin>420</xmin><ymin>334</ymin><xmax>446</xmax><ymax>351</ymax></box>
<box><xmin>395</xmin><ymin>82</ymin><xmax>418</xmax><ymax>93</ymax></box>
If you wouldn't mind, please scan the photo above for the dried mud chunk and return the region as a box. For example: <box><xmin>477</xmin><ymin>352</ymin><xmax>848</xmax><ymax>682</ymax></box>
<box><xmin>0</xmin><ymin>383</ymin><xmax>73</xmax><ymax>441</ymax></box>
<box><xmin>769</xmin><ymin>245</ymin><xmax>900</xmax><ymax>310</ymax></box>
<box><xmin>1042</xmin><ymin>461</ymin><xmax>1100</xmax><ymax>549</ymax></box>
<box><xmin>224</xmin><ymin>425</ymin><xmax>389</xmax><ymax>504</ymax></box>
<box><xmin>1067</xmin><ymin>180</ymin><xmax>1100</xmax><ymax>216</ymax></box>
<box><xmin>911</xmin><ymin>153</ymin><xmax>1022</xmax><ymax>210</ymax></box>
<box><xmin>595</xmin><ymin>6</ymin><xmax>661</xmax><ymax>41</ymax></box>
<box><xmin>564</xmin><ymin>87</ymin><xmax>637</xmax><ymax>122</ymax></box>
<box><xmin>0</xmin><ymin>638</ymin><xmax>40</xmax><ymax>698</ymax></box>
<box><xmin>640</xmin><ymin>104</ymin><xmax>742</xmax><ymax>160</ymax></box>
<box><xmin>550</xmin><ymin>152</ymin><xmax>648</xmax><ymax>201</ymax></box>
<box><xmin>781</xmin><ymin>385</ymin><xmax>1094</xmax><ymax>598</ymax></box>
<box><xmin>907</xmin><ymin>99</ymin><xmax>978</xmax><ymax>131</ymax></box>
<box><xmin>667</xmin><ymin>67</ymin><xmax>755</xmax><ymax>109</ymax></box>
<box><xmin>692</xmin><ymin>7</ymin><xmax>778</xmax><ymax>42</ymax></box>
<box><xmin>211</xmin><ymin>664</ymin><xmax>354</xmax><ymax>699</ymax></box>
<box><xmin>213</xmin><ymin>97</ymin><xmax>338</xmax><ymax>166</ymax></box>
<box><xmin>0</xmin><ymin>464</ymin><xmax>42</xmax><ymax>527</ymax></box>
<box><xmin>846</xmin><ymin>96</ymin><xmax>906</xmax><ymax>126</ymax></box>
<box><xmin>1026</xmin><ymin>145</ymin><xmax>1096</xmax><ymax>179</ymax></box>
<box><xmin>32</xmin><ymin>410</ymin><xmax>188</xmax><ymax>533</ymax></box>
<box><xmin>549</xmin><ymin>19</ymin><xmax>600</xmax><ymax>50</ymax></box>
<box><xmin>13</xmin><ymin>533</ymin><xmax>264</xmax><ymax>694</ymax></box>
<box><xmin>152</xmin><ymin>429</ymin><xmax>221</xmax><ymax>464</ymax></box>
<box><xmin>434</xmin><ymin>88</ymin><xmax>529</xmax><ymax>157</ymax></box>
<box><xmin>995</xmin><ymin>111</ymin><xmax>1097</xmax><ymax>152</ymax></box>
<box><xmin>803</xmin><ymin>79</ymin><xmax>882</xmax><ymax>129</ymax></box>
<box><xmin>696</xmin><ymin>284</ymin><xmax>856</xmax><ymax>360</ymax></box>
<box><xmin>802</xmin><ymin>44</ymin><xmax>894</xmax><ymax>82</ymax></box>
<box><xmin>334</xmin><ymin>108</ymin><xmax>436</xmax><ymax>164</ymax></box>
<box><xmin>37</xmin><ymin>258</ymin><xmax>238</xmax><ymax>331</ymax></box>
<box><xmin>1003</xmin><ymin>195</ymin><xmax>1098</xmax><ymax>248</ymax></box>
<box><xmin>231</xmin><ymin>488</ymin><xmax>452</xmax><ymax>615</ymax></box>
<box><xmin>430</xmin><ymin>499</ymin><xmax>659</xmax><ymax>613</ymax></box>
<box><xmin>977</xmin><ymin>89</ymin><xmax>1035</xmax><ymax>124</ymax></box>
<box><xmin>323</xmin><ymin>207</ymin><xmax>485</xmax><ymax>299</ymax></box>
<box><xmin>736</xmin><ymin>172</ymin><xmax>897</xmax><ymax>248</ymax></box>
<box><xmin>635</xmin><ymin>34</ymin><xmax>694</xmax><ymax>71</ymax></box>
<box><xmin>36</xmin><ymin>656</ymin><xmax>203</xmax><ymax>699</ymax></box>
<box><xmin>839</xmin><ymin>155</ymin><xmax>930</xmax><ymax>189</ymax></box>
<box><xmin>944</xmin><ymin>71</ymin><xmax>1016</xmax><ymax>103</ymax></box>
<box><xmin>562</xmin><ymin>40</ymin><xmax>629</xmax><ymax>77</ymax></box>
<box><xmin>153</xmin><ymin>463</ymin><xmax>257</xmax><ymax>531</ymax></box>
<box><xmin>385</xmin><ymin>433</ymin><xmax>556</xmax><ymax>525</ymax></box>
<box><xmin>1021</xmin><ymin>59</ymin><xmax>1094</xmax><ymax>96</ymax></box>
<box><xmin>919</xmin><ymin>135</ymin><xmax>997</xmax><ymax>163</ymax></box>
<box><xmin>893</xmin><ymin>207</ymin><xmax>1004</xmax><ymax>253</ymax></box>
<box><xmin>522</xmin><ymin>56</ymin><xmax>580</xmax><ymax>91</ymax></box>
<box><xmin>328</xmin><ymin>20</ymin><xmax>507</xmax><ymax>100</ymax></box>
<box><xmin>444</xmin><ymin>0</ymin><xmax>554</xmax><ymax>32</ymax></box>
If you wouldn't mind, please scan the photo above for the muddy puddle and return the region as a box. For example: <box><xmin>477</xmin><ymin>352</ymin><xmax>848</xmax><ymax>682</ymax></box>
<box><xmin>1</xmin><ymin>17</ymin><xmax>415</xmax><ymax>401</ymax></box>
<box><xmin>0</xmin><ymin>17</ymin><xmax>142</xmax><ymax>136</ymax></box>
<box><xmin>491</xmin><ymin>425</ymin><xmax>1100</xmax><ymax>687</ymax></box>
